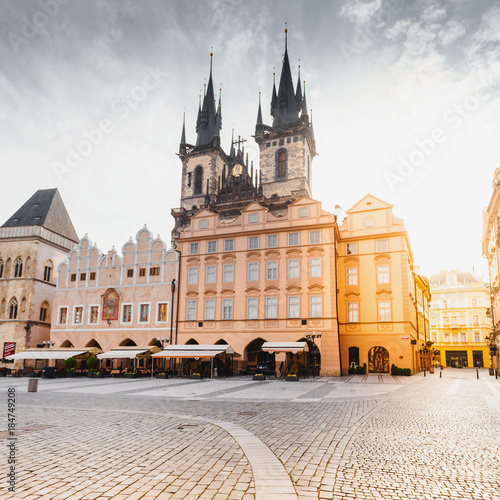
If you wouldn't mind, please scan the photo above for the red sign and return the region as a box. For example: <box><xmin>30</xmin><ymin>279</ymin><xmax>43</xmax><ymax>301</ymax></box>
<box><xmin>3</xmin><ymin>342</ymin><xmax>16</xmax><ymax>358</ymax></box>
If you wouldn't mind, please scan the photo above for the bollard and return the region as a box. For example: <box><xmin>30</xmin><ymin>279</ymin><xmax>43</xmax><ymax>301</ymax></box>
<box><xmin>28</xmin><ymin>379</ymin><xmax>38</xmax><ymax>392</ymax></box>
<box><xmin>496</xmin><ymin>369</ymin><xmax>498</xmax><ymax>380</ymax></box>
<box><xmin>440</xmin><ymin>370</ymin><xmax>442</xmax><ymax>378</ymax></box>
<box><xmin>477</xmin><ymin>368</ymin><xmax>479</xmax><ymax>380</ymax></box>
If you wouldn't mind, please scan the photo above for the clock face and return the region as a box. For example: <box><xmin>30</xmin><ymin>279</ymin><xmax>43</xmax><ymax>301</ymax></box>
<box><xmin>232</xmin><ymin>164</ymin><xmax>243</xmax><ymax>177</ymax></box>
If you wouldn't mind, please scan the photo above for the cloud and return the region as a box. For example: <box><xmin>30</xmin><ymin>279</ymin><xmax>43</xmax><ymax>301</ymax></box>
<box><xmin>340</xmin><ymin>0</ymin><xmax>383</xmax><ymax>25</ymax></box>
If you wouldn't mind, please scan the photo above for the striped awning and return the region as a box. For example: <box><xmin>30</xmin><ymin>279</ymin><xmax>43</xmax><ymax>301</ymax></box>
<box><xmin>152</xmin><ymin>344</ymin><xmax>235</xmax><ymax>359</ymax></box>
<box><xmin>6</xmin><ymin>349</ymin><xmax>88</xmax><ymax>360</ymax></box>
<box><xmin>261</xmin><ymin>342</ymin><xmax>309</xmax><ymax>353</ymax></box>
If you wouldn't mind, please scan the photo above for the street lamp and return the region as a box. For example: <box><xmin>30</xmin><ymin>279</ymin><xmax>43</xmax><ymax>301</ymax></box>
<box><xmin>419</xmin><ymin>343</ymin><xmax>429</xmax><ymax>377</ymax></box>
<box><xmin>485</xmin><ymin>333</ymin><xmax>497</xmax><ymax>377</ymax></box>
<box><xmin>305</xmin><ymin>331</ymin><xmax>322</xmax><ymax>379</ymax></box>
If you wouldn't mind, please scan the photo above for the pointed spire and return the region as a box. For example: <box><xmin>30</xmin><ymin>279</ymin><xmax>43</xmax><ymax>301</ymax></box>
<box><xmin>230</xmin><ymin>128</ymin><xmax>235</xmax><ymax>157</ymax></box>
<box><xmin>256</xmin><ymin>91</ymin><xmax>263</xmax><ymax>126</ymax></box>
<box><xmin>295</xmin><ymin>64</ymin><xmax>303</xmax><ymax>112</ymax></box>
<box><xmin>271</xmin><ymin>69</ymin><xmax>277</xmax><ymax>116</ymax></box>
<box><xmin>302</xmin><ymin>81</ymin><xmax>308</xmax><ymax>118</ymax></box>
<box><xmin>180</xmin><ymin>112</ymin><xmax>186</xmax><ymax>145</ymax></box>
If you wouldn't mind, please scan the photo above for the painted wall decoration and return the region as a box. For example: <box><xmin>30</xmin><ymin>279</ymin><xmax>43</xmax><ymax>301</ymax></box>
<box><xmin>102</xmin><ymin>289</ymin><xmax>119</xmax><ymax>321</ymax></box>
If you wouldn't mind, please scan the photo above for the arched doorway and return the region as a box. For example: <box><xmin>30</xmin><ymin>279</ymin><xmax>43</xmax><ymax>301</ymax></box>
<box><xmin>348</xmin><ymin>347</ymin><xmax>360</xmax><ymax>368</ymax></box>
<box><xmin>215</xmin><ymin>339</ymin><xmax>231</xmax><ymax>377</ymax></box>
<box><xmin>244</xmin><ymin>338</ymin><xmax>267</xmax><ymax>373</ymax></box>
<box><xmin>368</xmin><ymin>346</ymin><xmax>389</xmax><ymax>373</ymax></box>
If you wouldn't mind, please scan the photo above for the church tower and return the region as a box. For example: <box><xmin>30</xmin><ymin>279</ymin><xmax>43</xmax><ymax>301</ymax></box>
<box><xmin>254</xmin><ymin>27</ymin><xmax>317</xmax><ymax>199</ymax></box>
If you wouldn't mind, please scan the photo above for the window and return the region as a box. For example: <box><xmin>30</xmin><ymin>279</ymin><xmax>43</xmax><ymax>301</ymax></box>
<box><xmin>80</xmin><ymin>273</ymin><xmax>86</xmax><ymax>281</ymax></box>
<box><xmin>379</xmin><ymin>301</ymin><xmax>391</xmax><ymax>322</ymax></box>
<box><xmin>347</xmin><ymin>302</ymin><xmax>359</xmax><ymax>322</ymax></box>
<box><xmin>74</xmin><ymin>307</ymin><xmax>83</xmax><ymax>324</ymax></box>
<box><xmin>90</xmin><ymin>306</ymin><xmax>99</xmax><ymax>324</ymax></box>
<box><xmin>43</xmin><ymin>264</ymin><xmax>52</xmax><ymax>282</ymax></box>
<box><xmin>346</xmin><ymin>243</ymin><xmax>357</xmax><ymax>255</ymax></box>
<box><xmin>471</xmin><ymin>298</ymin><xmax>478</xmax><ymax>307</ymax></box>
<box><xmin>248</xmin><ymin>236</ymin><xmax>259</xmax><ymax>249</ymax></box>
<box><xmin>189</xmin><ymin>243</ymin><xmax>199</xmax><ymax>255</ymax></box>
<box><xmin>224</xmin><ymin>239</ymin><xmax>234</xmax><ymax>252</ymax></box>
<box><xmin>127</xmin><ymin>269</ymin><xmax>134</xmax><ymax>278</ymax></box>
<box><xmin>187</xmin><ymin>267</ymin><xmax>198</xmax><ymax>285</ymax></box>
<box><xmin>266</xmin><ymin>297</ymin><xmax>277</xmax><ymax>319</ymax></box>
<box><xmin>288</xmin><ymin>233</ymin><xmax>299</xmax><ymax>246</ymax></box>
<box><xmin>0</xmin><ymin>259</ymin><xmax>3</xmax><ymax>279</ymax></box>
<box><xmin>223</xmin><ymin>264</ymin><xmax>234</xmax><ymax>282</ymax></box>
<box><xmin>9</xmin><ymin>298</ymin><xmax>18</xmax><ymax>319</ymax></box>
<box><xmin>206</xmin><ymin>265</ymin><xmax>216</xmax><ymax>284</ymax></box>
<box><xmin>199</xmin><ymin>220</ymin><xmax>208</xmax><ymax>229</ymax></box>
<box><xmin>186</xmin><ymin>301</ymin><xmax>197</xmax><ymax>321</ymax></box>
<box><xmin>299</xmin><ymin>207</ymin><xmax>309</xmax><ymax>218</ymax></box>
<box><xmin>364</xmin><ymin>217</ymin><xmax>375</xmax><ymax>228</ymax></box>
<box><xmin>310</xmin><ymin>296</ymin><xmax>322</xmax><ymax>318</ymax></box>
<box><xmin>249</xmin><ymin>213</ymin><xmax>258</xmax><ymax>224</ymax></box>
<box><xmin>267</xmin><ymin>235</ymin><xmax>278</xmax><ymax>248</ymax></box>
<box><xmin>309</xmin><ymin>258</ymin><xmax>322</xmax><ymax>278</ymax></box>
<box><xmin>452</xmin><ymin>333</ymin><xmax>458</xmax><ymax>343</ymax></box>
<box><xmin>59</xmin><ymin>307</ymin><xmax>67</xmax><ymax>325</ymax></box>
<box><xmin>157</xmin><ymin>303</ymin><xmax>168</xmax><ymax>322</ymax></box>
<box><xmin>460</xmin><ymin>333</ymin><xmax>467</xmax><ymax>343</ymax></box>
<box><xmin>14</xmin><ymin>258</ymin><xmax>23</xmax><ymax>278</ymax></box>
<box><xmin>376</xmin><ymin>239</ymin><xmax>388</xmax><ymax>252</ymax></box>
<box><xmin>267</xmin><ymin>261</ymin><xmax>278</xmax><ymax>280</ymax></box>
<box><xmin>248</xmin><ymin>262</ymin><xmax>259</xmax><ymax>281</ymax></box>
<box><xmin>194</xmin><ymin>166</ymin><xmax>203</xmax><ymax>195</ymax></box>
<box><xmin>207</xmin><ymin>240</ymin><xmax>217</xmax><ymax>253</ymax></box>
<box><xmin>70</xmin><ymin>273</ymin><xmax>77</xmax><ymax>282</ymax></box>
<box><xmin>204</xmin><ymin>299</ymin><xmax>215</xmax><ymax>320</ymax></box>
<box><xmin>139</xmin><ymin>268</ymin><xmax>146</xmax><ymax>277</ymax></box>
<box><xmin>90</xmin><ymin>272</ymin><xmax>96</xmax><ymax>281</ymax></box>
<box><xmin>288</xmin><ymin>259</ymin><xmax>300</xmax><ymax>279</ymax></box>
<box><xmin>277</xmin><ymin>150</ymin><xmax>287</xmax><ymax>178</ymax></box>
<box><xmin>473</xmin><ymin>315</ymin><xmax>479</xmax><ymax>326</ymax></box>
<box><xmin>288</xmin><ymin>296</ymin><xmax>300</xmax><ymax>318</ymax></box>
<box><xmin>39</xmin><ymin>306</ymin><xmax>48</xmax><ymax>322</ymax></box>
<box><xmin>347</xmin><ymin>268</ymin><xmax>358</xmax><ymax>285</ymax></box>
<box><xmin>474</xmin><ymin>331</ymin><xmax>480</xmax><ymax>343</ymax></box>
<box><xmin>150</xmin><ymin>267</ymin><xmax>160</xmax><ymax>276</ymax></box>
<box><xmin>247</xmin><ymin>298</ymin><xmax>258</xmax><ymax>319</ymax></box>
<box><xmin>377</xmin><ymin>265</ymin><xmax>390</xmax><ymax>284</ymax></box>
<box><xmin>444</xmin><ymin>333</ymin><xmax>450</xmax><ymax>342</ymax></box>
<box><xmin>309</xmin><ymin>231</ymin><xmax>321</xmax><ymax>244</ymax></box>
<box><xmin>222</xmin><ymin>299</ymin><xmax>233</xmax><ymax>320</ymax></box>
<box><xmin>139</xmin><ymin>304</ymin><xmax>149</xmax><ymax>323</ymax></box>
<box><xmin>122</xmin><ymin>305</ymin><xmax>132</xmax><ymax>323</ymax></box>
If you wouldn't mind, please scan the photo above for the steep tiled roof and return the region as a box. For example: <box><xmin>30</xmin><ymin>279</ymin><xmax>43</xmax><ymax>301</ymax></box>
<box><xmin>2</xmin><ymin>188</ymin><xmax>78</xmax><ymax>242</ymax></box>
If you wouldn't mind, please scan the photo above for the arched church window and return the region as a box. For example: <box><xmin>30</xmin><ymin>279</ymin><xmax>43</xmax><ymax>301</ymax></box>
<box><xmin>277</xmin><ymin>149</ymin><xmax>287</xmax><ymax>178</ymax></box>
<box><xmin>0</xmin><ymin>259</ymin><xmax>3</xmax><ymax>278</ymax></box>
<box><xmin>14</xmin><ymin>257</ymin><xmax>23</xmax><ymax>278</ymax></box>
<box><xmin>194</xmin><ymin>166</ymin><xmax>203</xmax><ymax>195</ymax></box>
<box><xmin>9</xmin><ymin>298</ymin><xmax>18</xmax><ymax>320</ymax></box>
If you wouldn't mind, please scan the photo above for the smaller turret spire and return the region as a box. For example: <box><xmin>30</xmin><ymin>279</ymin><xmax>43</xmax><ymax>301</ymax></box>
<box><xmin>230</xmin><ymin>128</ymin><xmax>235</xmax><ymax>157</ymax></box>
<box><xmin>296</xmin><ymin>64</ymin><xmax>303</xmax><ymax>111</ymax></box>
<box><xmin>180</xmin><ymin>112</ymin><xmax>186</xmax><ymax>145</ymax></box>
<box><xmin>256</xmin><ymin>91</ymin><xmax>263</xmax><ymax>126</ymax></box>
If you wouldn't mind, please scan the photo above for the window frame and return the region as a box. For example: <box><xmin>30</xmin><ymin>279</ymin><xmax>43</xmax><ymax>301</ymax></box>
<box><xmin>288</xmin><ymin>259</ymin><xmax>300</xmax><ymax>279</ymax></box>
<box><xmin>224</xmin><ymin>239</ymin><xmax>234</xmax><ymax>252</ymax></box>
<box><xmin>186</xmin><ymin>300</ymin><xmax>197</xmax><ymax>321</ymax></box>
<box><xmin>138</xmin><ymin>303</ymin><xmax>151</xmax><ymax>323</ymax></box>
<box><xmin>267</xmin><ymin>261</ymin><xmax>278</xmax><ymax>280</ymax></box>
<box><xmin>58</xmin><ymin>306</ymin><xmax>68</xmax><ymax>325</ymax></box>
<box><xmin>309</xmin><ymin>231</ymin><xmax>321</xmax><ymax>244</ymax></box>
<box><xmin>247</xmin><ymin>262</ymin><xmax>259</xmax><ymax>281</ymax></box>
<box><xmin>288</xmin><ymin>296</ymin><xmax>300</xmax><ymax>318</ymax></box>
<box><xmin>223</xmin><ymin>264</ymin><xmax>234</xmax><ymax>283</ymax></box>
<box><xmin>266</xmin><ymin>296</ymin><xmax>278</xmax><ymax>319</ymax></box>
<box><xmin>189</xmin><ymin>242</ymin><xmax>199</xmax><ymax>255</ymax></box>
<box><xmin>346</xmin><ymin>267</ymin><xmax>358</xmax><ymax>285</ymax></box>
<box><xmin>157</xmin><ymin>302</ymin><xmax>169</xmax><ymax>323</ymax></box>
<box><xmin>267</xmin><ymin>234</ymin><xmax>278</xmax><ymax>248</ymax></box>
<box><xmin>222</xmin><ymin>298</ymin><xmax>233</xmax><ymax>320</ymax></box>
<box><xmin>187</xmin><ymin>266</ymin><xmax>199</xmax><ymax>285</ymax></box>
<box><xmin>378</xmin><ymin>300</ymin><xmax>391</xmax><ymax>322</ymax></box>
<box><xmin>347</xmin><ymin>302</ymin><xmax>359</xmax><ymax>323</ymax></box>
<box><xmin>288</xmin><ymin>232</ymin><xmax>299</xmax><ymax>246</ymax></box>
<box><xmin>248</xmin><ymin>236</ymin><xmax>259</xmax><ymax>250</ymax></box>
<box><xmin>206</xmin><ymin>265</ymin><xmax>216</xmax><ymax>284</ymax></box>
<box><xmin>309</xmin><ymin>258</ymin><xmax>322</xmax><ymax>278</ymax></box>
<box><xmin>204</xmin><ymin>299</ymin><xmax>215</xmax><ymax>320</ymax></box>
<box><xmin>88</xmin><ymin>305</ymin><xmax>100</xmax><ymax>325</ymax></box>
<box><xmin>73</xmin><ymin>306</ymin><xmax>84</xmax><ymax>325</ymax></box>
<box><xmin>310</xmin><ymin>295</ymin><xmax>322</xmax><ymax>318</ymax></box>
<box><xmin>207</xmin><ymin>240</ymin><xmax>217</xmax><ymax>253</ymax></box>
<box><xmin>121</xmin><ymin>303</ymin><xmax>133</xmax><ymax>324</ymax></box>
<box><xmin>247</xmin><ymin>297</ymin><xmax>258</xmax><ymax>320</ymax></box>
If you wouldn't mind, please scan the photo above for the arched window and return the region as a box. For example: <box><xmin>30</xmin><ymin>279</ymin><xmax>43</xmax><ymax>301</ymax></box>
<box><xmin>14</xmin><ymin>257</ymin><xmax>23</xmax><ymax>278</ymax></box>
<box><xmin>43</xmin><ymin>260</ymin><xmax>53</xmax><ymax>282</ymax></box>
<box><xmin>276</xmin><ymin>149</ymin><xmax>287</xmax><ymax>178</ymax></box>
<box><xmin>1</xmin><ymin>299</ymin><xmax>6</xmax><ymax>318</ymax></box>
<box><xmin>9</xmin><ymin>298</ymin><xmax>18</xmax><ymax>320</ymax></box>
<box><xmin>0</xmin><ymin>259</ymin><xmax>3</xmax><ymax>278</ymax></box>
<box><xmin>5</xmin><ymin>259</ymin><xmax>11</xmax><ymax>278</ymax></box>
<box><xmin>194</xmin><ymin>166</ymin><xmax>203</xmax><ymax>195</ymax></box>
<box><xmin>40</xmin><ymin>301</ymin><xmax>49</xmax><ymax>322</ymax></box>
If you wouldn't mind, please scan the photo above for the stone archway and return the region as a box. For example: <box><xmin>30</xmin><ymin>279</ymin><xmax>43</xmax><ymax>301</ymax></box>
<box><xmin>368</xmin><ymin>346</ymin><xmax>389</xmax><ymax>373</ymax></box>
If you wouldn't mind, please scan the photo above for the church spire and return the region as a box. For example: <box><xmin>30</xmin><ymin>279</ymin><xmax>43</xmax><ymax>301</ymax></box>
<box><xmin>196</xmin><ymin>49</ymin><xmax>220</xmax><ymax>146</ymax></box>
<box><xmin>301</xmin><ymin>81</ymin><xmax>308</xmax><ymax>119</ymax></box>
<box><xmin>256</xmin><ymin>91</ymin><xmax>263</xmax><ymax>126</ymax></box>
<box><xmin>272</xmin><ymin>24</ymin><xmax>299</xmax><ymax>127</ymax></box>
<box><xmin>180</xmin><ymin>112</ymin><xmax>186</xmax><ymax>150</ymax></box>
<box><xmin>295</xmin><ymin>64</ymin><xmax>303</xmax><ymax>112</ymax></box>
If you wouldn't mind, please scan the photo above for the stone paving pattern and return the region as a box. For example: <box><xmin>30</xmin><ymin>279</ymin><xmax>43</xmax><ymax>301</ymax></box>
<box><xmin>0</xmin><ymin>370</ymin><xmax>499</xmax><ymax>499</ymax></box>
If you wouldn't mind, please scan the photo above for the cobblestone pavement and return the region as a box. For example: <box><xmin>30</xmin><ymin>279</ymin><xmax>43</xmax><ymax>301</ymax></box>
<box><xmin>0</xmin><ymin>369</ymin><xmax>499</xmax><ymax>499</ymax></box>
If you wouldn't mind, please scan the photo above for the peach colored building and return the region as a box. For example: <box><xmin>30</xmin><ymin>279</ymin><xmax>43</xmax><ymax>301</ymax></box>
<box><xmin>174</xmin><ymin>198</ymin><xmax>341</xmax><ymax>375</ymax></box>
<box><xmin>50</xmin><ymin>227</ymin><xmax>179</xmax><ymax>369</ymax></box>
<box><xmin>337</xmin><ymin>194</ymin><xmax>430</xmax><ymax>374</ymax></box>
<box><xmin>0</xmin><ymin>189</ymin><xmax>78</xmax><ymax>366</ymax></box>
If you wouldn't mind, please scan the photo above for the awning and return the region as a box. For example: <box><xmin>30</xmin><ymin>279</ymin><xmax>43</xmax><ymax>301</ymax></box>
<box><xmin>152</xmin><ymin>344</ymin><xmax>235</xmax><ymax>359</ymax></box>
<box><xmin>6</xmin><ymin>349</ymin><xmax>88</xmax><ymax>360</ymax></box>
<box><xmin>97</xmin><ymin>348</ymin><xmax>154</xmax><ymax>360</ymax></box>
<box><xmin>261</xmin><ymin>342</ymin><xmax>309</xmax><ymax>354</ymax></box>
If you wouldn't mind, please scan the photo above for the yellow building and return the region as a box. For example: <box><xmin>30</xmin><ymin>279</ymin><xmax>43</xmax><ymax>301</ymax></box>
<box><xmin>429</xmin><ymin>270</ymin><xmax>491</xmax><ymax>368</ymax></box>
<box><xmin>337</xmin><ymin>194</ymin><xmax>430</xmax><ymax>374</ymax></box>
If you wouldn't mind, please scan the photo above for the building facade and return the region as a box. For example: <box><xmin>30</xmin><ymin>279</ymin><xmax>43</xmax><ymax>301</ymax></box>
<box><xmin>171</xmin><ymin>32</ymin><xmax>341</xmax><ymax>375</ymax></box>
<box><xmin>337</xmin><ymin>195</ymin><xmax>430</xmax><ymax>374</ymax></box>
<box><xmin>0</xmin><ymin>189</ymin><xmax>78</xmax><ymax>365</ymax></box>
<box><xmin>429</xmin><ymin>270</ymin><xmax>491</xmax><ymax>368</ymax></box>
<box><xmin>50</xmin><ymin>227</ymin><xmax>179</xmax><ymax>368</ymax></box>
<box><xmin>482</xmin><ymin>166</ymin><xmax>500</xmax><ymax>369</ymax></box>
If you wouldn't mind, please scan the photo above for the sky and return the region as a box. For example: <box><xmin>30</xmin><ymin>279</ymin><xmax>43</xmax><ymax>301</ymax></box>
<box><xmin>1</xmin><ymin>0</ymin><xmax>499</xmax><ymax>279</ymax></box>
